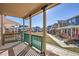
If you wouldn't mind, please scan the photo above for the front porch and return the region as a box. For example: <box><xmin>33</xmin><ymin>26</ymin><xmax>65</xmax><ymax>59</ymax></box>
<box><xmin>0</xmin><ymin>41</ymin><xmax>41</xmax><ymax>56</ymax></box>
<box><xmin>0</xmin><ymin>3</ymin><xmax>59</xmax><ymax>56</ymax></box>
<box><xmin>0</xmin><ymin>38</ymin><xmax>57</xmax><ymax>56</ymax></box>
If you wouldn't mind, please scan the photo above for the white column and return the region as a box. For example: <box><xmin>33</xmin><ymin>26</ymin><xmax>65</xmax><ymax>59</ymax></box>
<box><xmin>42</xmin><ymin>6</ymin><xmax>47</xmax><ymax>55</ymax></box>
<box><xmin>29</xmin><ymin>15</ymin><xmax>32</xmax><ymax>45</ymax></box>
<box><xmin>23</xmin><ymin>19</ymin><xmax>25</xmax><ymax>41</ymax></box>
<box><xmin>1</xmin><ymin>14</ymin><xmax>4</xmax><ymax>45</ymax></box>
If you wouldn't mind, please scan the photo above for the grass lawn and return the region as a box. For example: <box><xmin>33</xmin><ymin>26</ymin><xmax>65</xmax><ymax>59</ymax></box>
<box><xmin>64</xmin><ymin>47</ymin><xmax>79</xmax><ymax>53</ymax></box>
<box><xmin>31</xmin><ymin>32</ymin><xmax>79</xmax><ymax>53</ymax></box>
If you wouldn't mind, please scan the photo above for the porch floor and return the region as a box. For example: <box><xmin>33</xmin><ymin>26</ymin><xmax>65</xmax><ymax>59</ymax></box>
<box><xmin>0</xmin><ymin>41</ymin><xmax>42</xmax><ymax>56</ymax></box>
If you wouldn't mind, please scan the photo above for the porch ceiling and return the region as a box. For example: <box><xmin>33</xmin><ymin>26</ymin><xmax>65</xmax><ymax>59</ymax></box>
<box><xmin>0</xmin><ymin>3</ymin><xmax>59</xmax><ymax>19</ymax></box>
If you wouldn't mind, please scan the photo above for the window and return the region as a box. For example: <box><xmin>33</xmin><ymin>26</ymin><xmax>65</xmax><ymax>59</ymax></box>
<box><xmin>72</xmin><ymin>18</ymin><xmax>76</xmax><ymax>25</ymax></box>
<box><xmin>69</xmin><ymin>20</ymin><xmax>72</xmax><ymax>25</ymax></box>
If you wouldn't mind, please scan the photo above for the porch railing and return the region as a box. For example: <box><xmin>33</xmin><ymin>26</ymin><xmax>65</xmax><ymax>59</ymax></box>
<box><xmin>24</xmin><ymin>33</ymin><xmax>43</xmax><ymax>52</ymax></box>
<box><xmin>24</xmin><ymin>33</ymin><xmax>30</xmax><ymax>43</ymax></box>
<box><xmin>3</xmin><ymin>32</ymin><xmax>21</xmax><ymax>44</ymax></box>
<box><xmin>31</xmin><ymin>35</ymin><xmax>43</xmax><ymax>51</ymax></box>
<box><xmin>3</xmin><ymin>32</ymin><xmax>43</xmax><ymax>53</ymax></box>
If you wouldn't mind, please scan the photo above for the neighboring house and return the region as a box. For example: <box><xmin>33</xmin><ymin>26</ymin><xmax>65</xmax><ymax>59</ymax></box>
<box><xmin>0</xmin><ymin>16</ymin><xmax>20</xmax><ymax>33</ymax></box>
<box><xmin>47</xmin><ymin>15</ymin><xmax>79</xmax><ymax>43</ymax></box>
<box><xmin>57</xmin><ymin>15</ymin><xmax>79</xmax><ymax>41</ymax></box>
<box><xmin>58</xmin><ymin>20</ymin><xmax>68</xmax><ymax>27</ymax></box>
<box><xmin>49</xmin><ymin>23</ymin><xmax>59</xmax><ymax>35</ymax></box>
<box><xmin>46</xmin><ymin>25</ymin><xmax>52</xmax><ymax>33</ymax></box>
<box><xmin>32</xmin><ymin>26</ymin><xmax>42</xmax><ymax>32</ymax></box>
<box><xmin>18</xmin><ymin>25</ymin><xmax>29</xmax><ymax>32</ymax></box>
<box><xmin>9</xmin><ymin>26</ymin><xmax>19</xmax><ymax>32</ymax></box>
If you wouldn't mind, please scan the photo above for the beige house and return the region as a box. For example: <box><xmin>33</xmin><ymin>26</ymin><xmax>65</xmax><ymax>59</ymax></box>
<box><xmin>0</xmin><ymin>15</ymin><xmax>20</xmax><ymax>33</ymax></box>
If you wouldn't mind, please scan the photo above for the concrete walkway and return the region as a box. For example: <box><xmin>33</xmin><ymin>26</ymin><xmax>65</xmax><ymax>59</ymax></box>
<box><xmin>46</xmin><ymin>43</ymin><xmax>79</xmax><ymax>56</ymax></box>
<box><xmin>46</xmin><ymin>33</ymin><xmax>77</xmax><ymax>47</ymax></box>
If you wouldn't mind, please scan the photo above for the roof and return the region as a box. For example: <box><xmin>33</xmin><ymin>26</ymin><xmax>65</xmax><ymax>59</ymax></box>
<box><xmin>0</xmin><ymin>3</ymin><xmax>59</xmax><ymax>19</ymax></box>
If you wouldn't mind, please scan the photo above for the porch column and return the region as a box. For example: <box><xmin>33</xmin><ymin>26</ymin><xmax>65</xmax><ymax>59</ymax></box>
<box><xmin>42</xmin><ymin>5</ymin><xmax>47</xmax><ymax>55</ymax></box>
<box><xmin>1</xmin><ymin>14</ymin><xmax>4</xmax><ymax>45</ymax></box>
<box><xmin>23</xmin><ymin>19</ymin><xmax>25</xmax><ymax>41</ymax></box>
<box><xmin>29</xmin><ymin>15</ymin><xmax>32</xmax><ymax>45</ymax></box>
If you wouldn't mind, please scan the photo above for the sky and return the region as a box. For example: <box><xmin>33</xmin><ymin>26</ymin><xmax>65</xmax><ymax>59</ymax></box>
<box><xmin>6</xmin><ymin>3</ymin><xmax>79</xmax><ymax>28</ymax></box>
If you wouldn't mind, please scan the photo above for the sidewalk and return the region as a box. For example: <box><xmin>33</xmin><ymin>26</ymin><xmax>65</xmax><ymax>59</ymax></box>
<box><xmin>46</xmin><ymin>43</ymin><xmax>79</xmax><ymax>56</ymax></box>
<box><xmin>46</xmin><ymin>33</ymin><xmax>77</xmax><ymax>47</ymax></box>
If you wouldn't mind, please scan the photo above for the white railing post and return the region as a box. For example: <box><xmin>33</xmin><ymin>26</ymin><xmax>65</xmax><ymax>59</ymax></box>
<box><xmin>23</xmin><ymin>19</ymin><xmax>25</xmax><ymax>41</ymax></box>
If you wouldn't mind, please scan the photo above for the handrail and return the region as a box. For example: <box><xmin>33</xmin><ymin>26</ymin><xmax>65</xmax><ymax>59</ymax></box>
<box><xmin>24</xmin><ymin>32</ymin><xmax>43</xmax><ymax>37</ymax></box>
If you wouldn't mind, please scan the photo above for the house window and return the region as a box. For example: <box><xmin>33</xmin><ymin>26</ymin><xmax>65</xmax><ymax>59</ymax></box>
<box><xmin>72</xmin><ymin>18</ymin><xmax>75</xmax><ymax>22</ymax></box>
<box><xmin>72</xmin><ymin>18</ymin><xmax>76</xmax><ymax>25</ymax></box>
<box><xmin>69</xmin><ymin>20</ymin><xmax>72</xmax><ymax>25</ymax></box>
